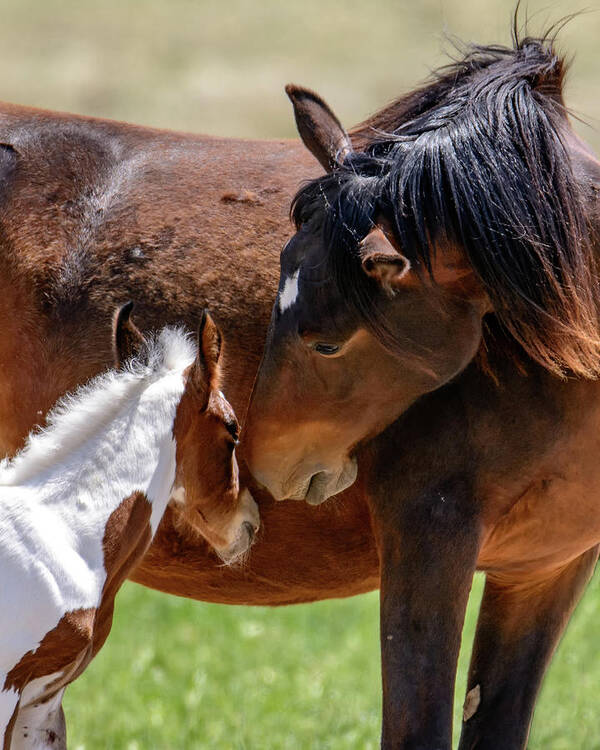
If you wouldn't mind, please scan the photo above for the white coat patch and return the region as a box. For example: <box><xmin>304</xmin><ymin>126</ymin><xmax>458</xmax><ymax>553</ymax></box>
<box><xmin>278</xmin><ymin>269</ymin><xmax>300</xmax><ymax>313</ymax></box>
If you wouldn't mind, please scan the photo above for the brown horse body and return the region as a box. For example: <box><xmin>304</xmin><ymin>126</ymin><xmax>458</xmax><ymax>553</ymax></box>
<box><xmin>0</xmin><ymin>102</ymin><xmax>379</xmax><ymax>606</ymax></box>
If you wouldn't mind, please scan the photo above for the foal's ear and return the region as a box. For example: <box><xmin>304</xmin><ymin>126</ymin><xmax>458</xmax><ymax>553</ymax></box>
<box><xmin>198</xmin><ymin>309</ymin><xmax>222</xmax><ymax>376</ymax></box>
<box><xmin>112</xmin><ymin>302</ymin><xmax>146</xmax><ymax>368</ymax></box>
<box><xmin>286</xmin><ymin>84</ymin><xmax>353</xmax><ymax>172</ymax></box>
<box><xmin>189</xmin><ymin>309</ymin><xmax>223</xmax><ymax>407</ymax></box>
<box><xmin>359</xmin><ymin>227</ymin><xmax>411</xmax><ymax>289</ymax></box>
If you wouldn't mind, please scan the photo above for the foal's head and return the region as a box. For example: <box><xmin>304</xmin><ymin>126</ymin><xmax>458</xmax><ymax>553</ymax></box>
<box><xmin>114</xmin><ymin>303</ymin><xmax>259</xmax><ymax>563</ymax></box>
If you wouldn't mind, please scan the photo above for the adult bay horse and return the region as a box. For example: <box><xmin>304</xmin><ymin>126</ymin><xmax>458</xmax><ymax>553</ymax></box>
<box><xmin>245</xmin><ymin>33</ymin><xmax>600</xmax><ymax>749</ymax></box>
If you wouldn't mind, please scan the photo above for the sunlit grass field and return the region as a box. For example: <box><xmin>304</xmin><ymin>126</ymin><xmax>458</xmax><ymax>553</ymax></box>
<box><xmin>2</xmin><ymin>0</ymin><xmax>600</xmax><ymax>747</ymax></box>
<box><xmin>64</xmin><ymin>572</ymin><xmax>600</xmax><ymax>749</ymax></box>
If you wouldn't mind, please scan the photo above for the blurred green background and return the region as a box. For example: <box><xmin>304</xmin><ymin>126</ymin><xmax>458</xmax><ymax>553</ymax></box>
<box><xmin>0</xmin><ymin>0</ymin><xmax>598</xmax><ymax>148</ymax></box>
<box><xmin>1</xmin><ymin>1</ymin><xmax>599</xmax><ymax>747</ymax></box>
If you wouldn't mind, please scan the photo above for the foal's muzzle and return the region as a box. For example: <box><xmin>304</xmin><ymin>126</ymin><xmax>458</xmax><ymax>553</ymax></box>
<box><xmin>218</xmin><ymin>490</ymin><xmax>260</xmax><ymax>564</ymax></box>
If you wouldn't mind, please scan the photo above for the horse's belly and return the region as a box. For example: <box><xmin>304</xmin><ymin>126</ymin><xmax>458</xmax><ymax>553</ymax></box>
<box><xmin>131</xmin><ymin>492</ymin><xmax>381</xmax><ymax>606</ymax></box>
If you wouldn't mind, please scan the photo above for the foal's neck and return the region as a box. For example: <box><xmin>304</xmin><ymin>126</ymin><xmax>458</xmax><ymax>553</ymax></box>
<box><xmin>58</xmin><ymin>370</ymin><xmax>187</xmax><ymax>531</ymax></box>
<box><xmin>0</xmin><ymin>334</ymin><xmax>194</xmax><ymax>533</ymax></box>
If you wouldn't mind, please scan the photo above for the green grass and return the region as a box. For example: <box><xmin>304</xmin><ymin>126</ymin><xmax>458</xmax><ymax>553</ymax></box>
<box><xmin>64</xmin><ymin>571</ymin><xmax>600</xmax><ymax>749</ymax></box>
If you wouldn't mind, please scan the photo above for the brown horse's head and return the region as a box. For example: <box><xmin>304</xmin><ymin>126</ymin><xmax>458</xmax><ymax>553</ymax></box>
<box><xmin>245</xmin><ymin>39</ymin><xmax>598</xmax><ymax>505</ymax></box>
<box><xmin>114</xmin><ymin>303</ymin><xmax>259</xmax><ymax>562</ymax></box>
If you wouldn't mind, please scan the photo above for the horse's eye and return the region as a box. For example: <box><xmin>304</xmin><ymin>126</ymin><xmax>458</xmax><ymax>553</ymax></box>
<box><xmin>314</xmin><ymin>343</ymin><xmax>340</xmax><ymax>356</ymax></box>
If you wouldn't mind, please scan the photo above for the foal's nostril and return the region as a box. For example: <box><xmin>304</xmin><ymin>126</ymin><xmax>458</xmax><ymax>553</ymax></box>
<box><xmin>242</xmin><ymin>520</ymin><xmax>256</xmax><ymax>543</ymax></box>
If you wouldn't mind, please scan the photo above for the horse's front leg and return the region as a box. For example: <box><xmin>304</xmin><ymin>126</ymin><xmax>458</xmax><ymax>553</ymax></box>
<box><xmin>370</xmin><ymin>476</ymin><xmax>482</xmax><ymax>750</ymax></box>
<box><xmin>9</xmin><ymin>690</ymin><xmax>67</xmax><ymax>750</ymax></box>
<box><xmin>459</xmin><ymin>544</ymin><xmax>599</xmax><ymax>750</ymax></box>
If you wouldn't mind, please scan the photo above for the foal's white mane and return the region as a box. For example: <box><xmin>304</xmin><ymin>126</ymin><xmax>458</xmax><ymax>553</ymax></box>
<box><xmin>0</xmin><ymin>327</ymin><xmax>196</xmax><ymax>486</ymax></box>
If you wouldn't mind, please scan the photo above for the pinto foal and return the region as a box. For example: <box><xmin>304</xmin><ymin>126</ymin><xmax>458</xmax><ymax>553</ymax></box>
<box><xmin>0</xmin><ymin>304</ymin><xmax>259</xmax><ymax>749</ymax></box>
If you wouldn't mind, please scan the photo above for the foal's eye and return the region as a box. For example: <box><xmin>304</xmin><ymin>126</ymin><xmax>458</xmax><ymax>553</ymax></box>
<box><xmin>313</xmin><ymin>343</ymin><xmax>340</xmax><ymax>356</ymax></box>
<box><xmin>224</xmin><ymin>420</ymin><xmax>240</xmax><ymax>444</ymax></box>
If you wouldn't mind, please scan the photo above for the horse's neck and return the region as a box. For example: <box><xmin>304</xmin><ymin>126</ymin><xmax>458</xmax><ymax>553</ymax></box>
<box><xmin>7</xmin><ymin>369</ymin><xmax>186</xmax><ymax>536</ymax></box>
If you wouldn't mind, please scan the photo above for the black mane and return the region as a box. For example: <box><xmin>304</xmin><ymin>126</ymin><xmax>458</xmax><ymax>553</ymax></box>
<box><xmin>292</xmin><ymin>30</ymin><xmax>599</xmax><ymax>378</ymax></box>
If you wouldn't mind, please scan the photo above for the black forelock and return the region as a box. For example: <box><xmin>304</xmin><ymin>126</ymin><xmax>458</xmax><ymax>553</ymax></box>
<box><xmin>290</xmin><ymin>29</ymin><xmax>599</xmax><ymax>378</ymax></box>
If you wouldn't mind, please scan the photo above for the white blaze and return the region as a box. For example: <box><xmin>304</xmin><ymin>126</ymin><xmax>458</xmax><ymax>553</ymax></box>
<box><xmin>279</xmin><ymin>269</ymin><xmax>300</xmax><ymax>313</ymax></box>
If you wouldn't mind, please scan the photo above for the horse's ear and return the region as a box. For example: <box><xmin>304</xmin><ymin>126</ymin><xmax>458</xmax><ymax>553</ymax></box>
<box><xmin>359</xmin><ymin>227</ymin><xmax>411</xmax><ymax>289</ymax></box>
<box><xmin>285</xmin><ymin>84</ymin><xmax>353</xmax><ymax>172</ymax></box>
<box><xmin>360</xmin><ymin>225</ymin><xmax>491</xmax><ymax>304</ymax></box>
<box><xmin>189</xmin><ymin>309</ymin><xmax>222</xmax><ymax>408</ymax></box>
<box><xmin>112</xmin><ymin>302</ymin><xmax>146</xmax><ymax>368</ymax></box>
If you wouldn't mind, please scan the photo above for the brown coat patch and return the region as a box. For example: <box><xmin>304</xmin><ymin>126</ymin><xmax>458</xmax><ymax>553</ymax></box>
<box><xmin>4</xmin><ymin>609</ymin><xmax>95</xmax><ymax>695</ymax></box>
<box><xmin>93</xmin><ymin>490</ymin><xmax>153</xmax><ymax>656</ymax></box>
